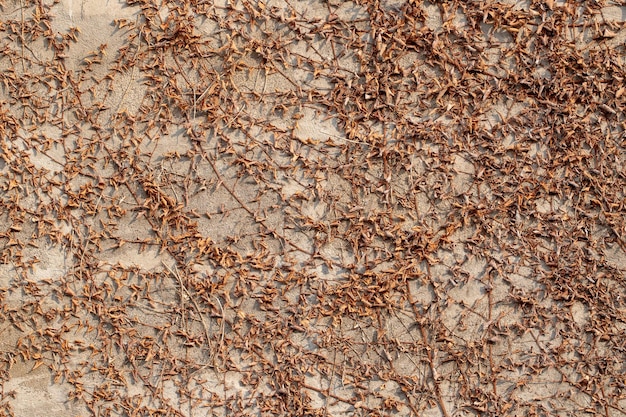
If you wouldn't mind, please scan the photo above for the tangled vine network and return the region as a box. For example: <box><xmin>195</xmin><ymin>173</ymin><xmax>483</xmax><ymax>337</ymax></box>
<box><xmin>0</xmin><ymin>0</ymin><xmax>625</xmax><ymax>416</ymax></box>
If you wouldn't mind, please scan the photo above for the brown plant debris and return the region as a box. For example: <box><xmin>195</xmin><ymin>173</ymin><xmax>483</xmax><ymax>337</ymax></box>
<box><xmin>0</xmin><ymin>0</ymin><xmax>625</xmax><ymax>416</ymax></box>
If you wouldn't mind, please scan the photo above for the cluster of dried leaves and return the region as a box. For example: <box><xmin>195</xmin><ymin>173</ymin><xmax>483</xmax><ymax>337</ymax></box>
<box><xmin>0</xmin><ymin>0</ymin><xmax>625</xmax><ymax>415</ymax></box>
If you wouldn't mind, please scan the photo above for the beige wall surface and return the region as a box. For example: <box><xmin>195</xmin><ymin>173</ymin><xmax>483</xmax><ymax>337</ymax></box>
<box><xmin>0</xmin><ymin>0</ymin><xmax>625</xmax><ymax>416</ymax></box>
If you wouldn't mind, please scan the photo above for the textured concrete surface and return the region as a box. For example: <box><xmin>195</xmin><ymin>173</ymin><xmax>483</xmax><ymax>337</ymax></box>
<box><xmin>1</xmin><ymin>0</ymin><xmax>625</xmax><ymax>416</ymax></box>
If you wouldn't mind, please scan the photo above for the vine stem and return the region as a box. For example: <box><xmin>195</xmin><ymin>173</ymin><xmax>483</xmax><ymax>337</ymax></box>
<box><xmin>405</xmin><ymin>279</ymin><xmax>450</xmax><ymax>417</ymax></box>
